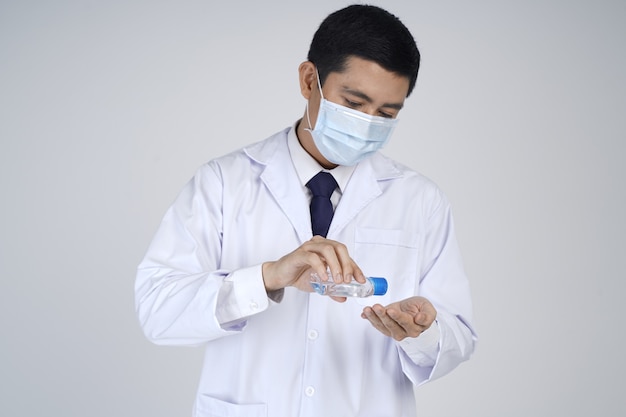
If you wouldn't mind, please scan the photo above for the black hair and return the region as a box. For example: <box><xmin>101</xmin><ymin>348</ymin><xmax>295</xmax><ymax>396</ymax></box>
<box><xmin>307</xmin><ymin>4</ymin><xmax>420</xmax><ymax>97</ymax></box>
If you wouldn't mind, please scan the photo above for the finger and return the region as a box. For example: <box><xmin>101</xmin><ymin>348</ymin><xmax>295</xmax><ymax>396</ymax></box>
<box><xmin>297</xmin><ymin>249</ymin><xmax>330</xmax><ymax>283</ymax></box>
<box><xmin>331</xmin><ymin>241</ymin><xmax>361</xmax><ymax>283</ymax></box>
<box><xmin>401</xmin><ymin>298</ymin><xmax>436</xmax><ymax>328</ymax></box>
<box><xmin>373</xmin><ymin>305</ymin><xmax>409</xmax><ymax>340</ymax></box>
<box><xmin>387</xmin><ymin>308</ymin><xmax>426</xmax><ymax>338</ymax></box>
<box><xmin>373</xmin><ymin>306</ymin><xmax>411</xmax><ymax>340</ymax></box>
<box><xmin>351</xmin><ymin>263</ymin><xmax>366</xmax><ymax>284</ymax></box>
<box><xmin>305</xmin><ymin>238</ymin><xmax>351</xmax><ymax>283</ymax></box>
<box><xmin>412</xmin><ymin>311</ymin><xmax>435</xmax><ymax>329</ymax></box>
<box><xmin>326</xmin><ymin>240</ymin><xmax>365</xmax><ymax>284</ymax></box>
<box><xmin>361</xmin><ymin>306</ymin><xmax>391</xmax><ymax>337</ymax></box>
<box><xmin>321</xmin><ymin>241</ymin><xmax>346</xmax><ymax>283</ymax></box>
<box><xmin>301</xmin><ymin>238</ymin><xmax>336</xmax><ymax>282</ymax></box>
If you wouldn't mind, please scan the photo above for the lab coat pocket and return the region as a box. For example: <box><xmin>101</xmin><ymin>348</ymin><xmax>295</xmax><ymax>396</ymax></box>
<box><xmin>194</xmin><ymin>394</ymin><xmax>267</xmax><ymax>417</ymax></box>
<box><xmin>353</xmin><ymin>228</ymin><xmax>419</xmax><ymax>307</ymax></box>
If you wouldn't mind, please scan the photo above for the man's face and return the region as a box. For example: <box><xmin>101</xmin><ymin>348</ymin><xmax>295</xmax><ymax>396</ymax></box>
<box><xmin>311</xmin><ymin>55</ymin><xmax>410</xmax><ymax>123</ymax></box>
<box><xmin>299</xmin><ymin>55</ymin><xmax>410</xmax><ymax>168</ymax></box>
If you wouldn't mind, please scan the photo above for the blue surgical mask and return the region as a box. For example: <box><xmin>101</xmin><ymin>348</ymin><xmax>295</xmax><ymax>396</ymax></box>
<box><xmin>305</xmin><ymin>72</ymin><xmax>399</xmax><ymax>166</ymax></box>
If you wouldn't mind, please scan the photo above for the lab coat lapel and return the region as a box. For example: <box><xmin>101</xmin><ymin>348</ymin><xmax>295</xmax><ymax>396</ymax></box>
<box><xmin>328</xmin><ymin>155</ymin><xmax>402</xmax><ymax>238</ymax></box>
<box><xmin>248</xmin><ymin>132</ymin><xmax>312</xmax><ymax>244</ymax></box>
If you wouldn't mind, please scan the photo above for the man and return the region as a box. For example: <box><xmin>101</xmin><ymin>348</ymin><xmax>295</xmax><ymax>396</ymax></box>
<box><xmin>136</xmin><ymin>5</ymin><xmax>476</xmax><ymax>417</ymax></box>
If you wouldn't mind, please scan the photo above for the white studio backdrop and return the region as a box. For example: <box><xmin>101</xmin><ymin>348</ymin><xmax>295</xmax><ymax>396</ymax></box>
<box><xmin>1</xmin><ymin>1</ymin><xmax>624</xmax><ymax>416</ymax></box>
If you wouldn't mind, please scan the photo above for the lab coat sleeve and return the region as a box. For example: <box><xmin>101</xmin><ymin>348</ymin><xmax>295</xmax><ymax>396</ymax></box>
<box><xmin>135</xmin><ymin>163</ymin><xmax>273</xmax><ymax>346</ymax></box>
<box><xmin>396</xmin><ymin>190</ymin><xmax>478</xmax><ymax>385</ymax></box>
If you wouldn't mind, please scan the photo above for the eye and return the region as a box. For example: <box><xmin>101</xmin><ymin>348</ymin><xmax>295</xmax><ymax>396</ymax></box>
<box><xmin>378</xmin><ymin>111</ymin><xmax>394</xmax><ymax>119</ymax></box>
<box><xmin>344</xmin><ymin>98</ymin><xmax>362</xmax><ymax>109</ymax></box>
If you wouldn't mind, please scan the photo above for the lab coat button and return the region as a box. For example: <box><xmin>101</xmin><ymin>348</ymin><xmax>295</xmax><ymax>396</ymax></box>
<box><xmin>249</xmin><ymin>301</ymin><xmax>259</xmax><ymax>310</ymax></box>
<box><xmin>308</xmin><ymin>330</ymin><xmax>318</xmax><ymax>340</ymax></box>
<box><xmin>305</xmin><ymin>386</ymin><xmax>315</xmax><ymax>397</ymax></box>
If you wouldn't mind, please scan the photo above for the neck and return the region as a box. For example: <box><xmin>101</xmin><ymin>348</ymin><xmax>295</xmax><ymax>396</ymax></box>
<box><xmin>295</xmin><ymin>118</ymin><xmax>338</xmax><ymax>170</ymax></box>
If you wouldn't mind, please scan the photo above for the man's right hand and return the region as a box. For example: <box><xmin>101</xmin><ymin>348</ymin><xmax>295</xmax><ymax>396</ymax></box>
<box><xmin>262</xmin><ymin>236</ymin><xmax>366</xmax><ymax>295</ymax></box>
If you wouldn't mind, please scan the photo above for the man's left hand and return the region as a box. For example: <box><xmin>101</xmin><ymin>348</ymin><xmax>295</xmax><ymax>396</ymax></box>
<box><xmin>361</xmin><ymin>296</ymin><xmax>436</xmax><ymax>341</ymax></box>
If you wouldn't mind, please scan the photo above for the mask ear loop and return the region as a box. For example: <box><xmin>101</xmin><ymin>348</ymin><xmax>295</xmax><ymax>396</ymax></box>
<box><xmin>305</xmin><ymin>68</ymin><xmax>324</xmax><ymax>131</ymax></box>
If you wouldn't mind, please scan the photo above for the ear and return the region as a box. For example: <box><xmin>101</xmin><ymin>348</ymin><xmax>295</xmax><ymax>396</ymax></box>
<box><xmin>298</xmin><ymin>61</ymin><xmax>317</xmax><ymax>100</ymax></box>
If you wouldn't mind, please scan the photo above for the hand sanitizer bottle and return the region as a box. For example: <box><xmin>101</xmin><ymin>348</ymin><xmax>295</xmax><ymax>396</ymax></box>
<box><xmin>310</xmin><ymin>271</ymin><xmax>388</xmax><ymax>297</ymax></box>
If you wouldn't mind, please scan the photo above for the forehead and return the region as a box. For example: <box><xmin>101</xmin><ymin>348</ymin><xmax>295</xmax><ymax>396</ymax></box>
<box><xmin>324</xmin><ymin>56</ymin><xmax>410</xmax><ymax>102</ymax></box>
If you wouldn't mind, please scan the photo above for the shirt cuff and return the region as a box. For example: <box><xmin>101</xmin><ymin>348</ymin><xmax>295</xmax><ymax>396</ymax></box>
<box><xmin>216</xmin><ymin>264</ymin><xmax>270</xmax><ymax>327</ymax></box>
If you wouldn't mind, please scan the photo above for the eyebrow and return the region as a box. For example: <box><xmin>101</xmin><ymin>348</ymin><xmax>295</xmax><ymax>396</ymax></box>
<box><xmin>342</xmin><ymin>87</ymin><xmax>405</xmax><ymax>110</ymax></box>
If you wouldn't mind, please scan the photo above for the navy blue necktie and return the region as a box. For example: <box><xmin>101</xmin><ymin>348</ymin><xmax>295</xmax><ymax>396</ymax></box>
<box><xmin>306</xmin><ymin>172</ymin><xmax>338</xmax><ymax>238</ymax></box>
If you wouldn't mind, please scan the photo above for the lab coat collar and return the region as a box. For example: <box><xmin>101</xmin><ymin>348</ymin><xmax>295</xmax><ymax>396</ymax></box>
<box><xmin>243</xmin><ymin>126</ymin><xmax>404</xmax><ymax>240</ymax></box>
<box><xmin>243</xmin><ymin>126</ymin><xmax>403</xmax><ymax>182</ymax></box>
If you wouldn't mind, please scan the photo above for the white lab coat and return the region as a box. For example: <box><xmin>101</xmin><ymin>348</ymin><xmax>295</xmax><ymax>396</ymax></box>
<box><xmin>136</xmin><ymin>127</ymin><xmax>476</xmax><ymax>417</ymax></box>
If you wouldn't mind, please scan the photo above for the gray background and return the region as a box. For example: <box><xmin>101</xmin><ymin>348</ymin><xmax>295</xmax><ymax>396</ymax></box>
<box><xmin>1</xmin><ymin>0</ymin><xmax>624</xmax><ymax>416</ymax></box>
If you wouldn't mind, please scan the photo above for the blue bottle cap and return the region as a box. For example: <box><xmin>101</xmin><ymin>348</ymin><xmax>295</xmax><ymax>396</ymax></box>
<box><xmin>369</xmin><ymin>277</ymin><xmax>388</xmax><ymax>295</ymax></box>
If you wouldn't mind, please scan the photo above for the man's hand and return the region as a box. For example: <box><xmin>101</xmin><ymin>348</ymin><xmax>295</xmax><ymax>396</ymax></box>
<box><xmin>361</xmin><ymin>296</ymin><xmax>436</xmax><ymax>341</ymax></box>
<box><xmin>262</xmin><ymin>236</ymin><xmax>366</xmax><ymax>298</ymax></box>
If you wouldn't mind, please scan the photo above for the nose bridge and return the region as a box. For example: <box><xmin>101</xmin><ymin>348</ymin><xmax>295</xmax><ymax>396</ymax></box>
<box><xmin>362</xmin><ymin>103</ymin><xmax>379</xmax><ymax>116</ymax></box>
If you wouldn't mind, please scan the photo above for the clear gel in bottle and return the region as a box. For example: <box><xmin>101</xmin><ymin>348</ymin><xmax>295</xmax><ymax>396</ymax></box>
<box><xmin>310</xmin><ymin>271</ymin><xmax>388</xmax><ymax>297</ymax></box>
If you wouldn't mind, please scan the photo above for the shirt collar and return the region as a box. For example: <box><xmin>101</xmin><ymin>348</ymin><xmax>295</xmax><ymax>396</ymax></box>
<box><xmin>287</xmin><ymin>121</ymin><xmax>355</xmax><ymax>193</ymax></box>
